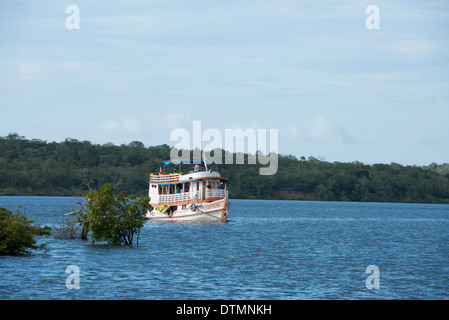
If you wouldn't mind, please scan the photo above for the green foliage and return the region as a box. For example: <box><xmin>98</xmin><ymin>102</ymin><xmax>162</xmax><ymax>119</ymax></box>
<box><xmin>222</xmin><ymin>155</ymin><xmax>449</xmax><ymax>204</ymax></box>
<box><xmin>0</xmin><ymin>134</ymin><xmax>170</xmax><ymax>196</ymax></box>
<box><xmin>1</xmin><ymin>133</ymin><xmax>449</xmax><ymax>204</ymax></box>
<box><xmin>425</xmin><ymin>162</ymin><xmax>449</xmax><ymax>175</ymax></box>
<box><xmin>81</xmin><ymin>184</ymin><xmax>151</xmax><ymax>246</ymax></box>
<box><xmin>0</xmin><ymin>207</ymin><xmax>51</xmax><ymax>255</ymax></box>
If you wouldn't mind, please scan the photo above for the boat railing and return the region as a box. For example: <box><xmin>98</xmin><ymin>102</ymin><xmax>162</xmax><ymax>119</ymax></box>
<box><xmin>156</xmin><ymin>190</ymin><xmax>228</xmax><ymax>205</ymax></box>
<box><xmin>158</xmin><ymin>190</ymin><xmax>201</xmax><ymax>204</ymax></box>
<box><xmin>150</xmin><ymin>173</ymin><xmax>180</xmax><ymax>183</ymax></box>
<box><xmin>205</xmin><ymin>189</ymin><xmax>228</xmax><ymax>199</ymax></box>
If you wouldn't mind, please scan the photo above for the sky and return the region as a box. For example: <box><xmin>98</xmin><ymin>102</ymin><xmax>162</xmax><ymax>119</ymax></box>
<box><xmin>1</xmin><ymin>0</ymin><xmax>448</xmax><ymax>166</ymax></box>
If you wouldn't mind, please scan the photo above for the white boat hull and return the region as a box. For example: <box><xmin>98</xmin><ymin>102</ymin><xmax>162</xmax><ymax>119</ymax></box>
<box><xmin>146</xmin><ymin>198</ymin><xmax>229</xmax><ymax>222</ymax></box>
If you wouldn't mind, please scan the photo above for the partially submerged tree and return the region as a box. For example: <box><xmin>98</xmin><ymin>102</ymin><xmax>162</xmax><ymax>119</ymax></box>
<box><xmin>79</xmin><ymin>184</ymin><xmax>150</xmax><ymax>246</ymax></box>
<box><xmin>0</xmin><ymin>207</ymin><xmax>51</xmax><ymax>255</ymax></box>
<box><xmin>52</xmin><ymin>215</ymin><xmax>84</xmax><ymax>239</ymax></box>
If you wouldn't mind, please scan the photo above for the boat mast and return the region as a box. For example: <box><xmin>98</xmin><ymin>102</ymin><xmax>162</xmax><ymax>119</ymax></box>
<box><xmin>203</xmin><ymin>153</ymin><xmax>208</xmax><ymax>171</ymax></box>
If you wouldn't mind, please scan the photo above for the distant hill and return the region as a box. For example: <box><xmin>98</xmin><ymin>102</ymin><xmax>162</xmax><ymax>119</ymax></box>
<box><xmin>1</xmin><ymin>133</ymin><xmax>449</xmax><ymax>204</ymax></box>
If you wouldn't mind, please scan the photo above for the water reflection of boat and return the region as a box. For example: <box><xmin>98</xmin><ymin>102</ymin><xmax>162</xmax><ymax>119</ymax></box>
<box><xmin>146</xmin><ymin>159</ymin><xmax>229</xmax><ymax>222</ymax></box>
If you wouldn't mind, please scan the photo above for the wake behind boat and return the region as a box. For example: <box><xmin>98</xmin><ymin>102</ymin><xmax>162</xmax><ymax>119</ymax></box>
<box><xmin>146</xmin><ymin>159</ymin><xmax>230</xmax><ymax>222</ymax></box>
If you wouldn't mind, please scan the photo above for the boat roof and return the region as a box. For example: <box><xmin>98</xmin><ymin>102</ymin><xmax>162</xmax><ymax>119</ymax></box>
<box><xmin>150</xmin><ymin>171</ymin><xmax>228</xmax><ymax>185</ymax></box>
<box><xmin>161</xmin><ymin>159</ymin><xmax>218</xmax><ymax>165</ymax></box>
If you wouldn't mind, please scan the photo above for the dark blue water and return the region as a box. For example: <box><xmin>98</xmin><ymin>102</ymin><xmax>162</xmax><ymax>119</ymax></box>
<box><xmin>0</xmin><ymin>197</ymin><xmax>448</xmax><ymax>300</ymax></box>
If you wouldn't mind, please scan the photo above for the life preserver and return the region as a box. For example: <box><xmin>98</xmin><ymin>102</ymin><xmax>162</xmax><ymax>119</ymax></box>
<box><xmin>190</xmin><ymin>203</ymin><xmax>197</xmax><ymax>211</ymax></box>
<box><xmin>222</xmin><ymin>210</ymin><xmax>228</xmax><ymax>219</ymax></box>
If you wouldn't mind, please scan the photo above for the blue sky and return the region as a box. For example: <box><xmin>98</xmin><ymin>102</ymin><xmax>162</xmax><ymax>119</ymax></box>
<box><xmin>1</xmin><ymin>0</ymin><xmax>448</xmax><ymax>165</ymax></box>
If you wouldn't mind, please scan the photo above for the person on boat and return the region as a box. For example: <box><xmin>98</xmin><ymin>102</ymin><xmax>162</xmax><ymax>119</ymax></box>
<box><xmin>219</xmin><ymin>182</ymin><xmax>224</xmax><ymax>189</ymax></box>
<box><xmin>194</xmin><ymin>163</ymin><xmax>200</xmax><ymax>172</ymax></box>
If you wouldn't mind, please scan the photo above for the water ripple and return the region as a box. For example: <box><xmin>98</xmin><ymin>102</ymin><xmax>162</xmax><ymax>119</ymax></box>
<box><xmin>0</xmin><ymin>197</ymin><xmax>448</xmax><ymax>299</ymax></box>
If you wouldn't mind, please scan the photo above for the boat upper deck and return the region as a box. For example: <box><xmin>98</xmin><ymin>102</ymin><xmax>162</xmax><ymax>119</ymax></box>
<box><xmin>149</xmin><ymin>159</ymin><xmax>228</xmax><ymax>206</ymax></box>
<box><xmin>149</xmin><ymin>171</ymin><xmax>225</xmax><ymax>184</ymax></box>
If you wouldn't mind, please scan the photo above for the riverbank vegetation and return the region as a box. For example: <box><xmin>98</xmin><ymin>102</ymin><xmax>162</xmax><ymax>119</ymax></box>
<box><xmin>1</xmin><ymin>133</ymin><xmax>449</xmax><ymax>204</ymax></box>
<box><xmin>0</xmin><ymin>206</ymin><xmax>51</xmax><ymax>255</ymax></box>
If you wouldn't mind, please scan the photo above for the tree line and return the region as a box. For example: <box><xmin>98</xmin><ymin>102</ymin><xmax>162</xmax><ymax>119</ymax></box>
<box><xmin>1</xmin><ymin>133</ymin><xmax>449</xmax><ymax>204</ymax></box>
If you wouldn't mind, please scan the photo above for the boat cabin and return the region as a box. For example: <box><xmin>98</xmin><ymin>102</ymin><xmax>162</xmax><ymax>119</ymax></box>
<box><xmin>149</xmin><ymin>160</ymin><xmax>228</xmax><ymax>213</ymax></box>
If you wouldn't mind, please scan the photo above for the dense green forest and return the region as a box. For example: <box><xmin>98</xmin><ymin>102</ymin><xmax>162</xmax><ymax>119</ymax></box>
<box><xmin>1</xmin><ymin>133</ymin><xmax>449</xmax><ymax>204</ymax></box>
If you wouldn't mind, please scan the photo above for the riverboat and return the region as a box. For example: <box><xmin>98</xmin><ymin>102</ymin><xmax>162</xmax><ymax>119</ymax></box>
<box><xmin>146</xmin><ymin>159</ymin><xmax>229</xmax><ymax>222</ymax></box>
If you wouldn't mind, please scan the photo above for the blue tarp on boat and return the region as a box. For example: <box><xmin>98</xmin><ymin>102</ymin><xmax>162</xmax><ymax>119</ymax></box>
<box><xmin>161</xmin><ymin>159</ymin><xmax>216</xmax><ymax>165</ymax></box>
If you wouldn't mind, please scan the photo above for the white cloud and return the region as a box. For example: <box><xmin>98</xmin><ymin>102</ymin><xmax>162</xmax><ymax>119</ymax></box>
<box><xmin>284</xmin><ymin>125</ymin><xmax>301</xmax><ymax>139</ymax></box>
<box><xmin>19</xmin><ymin>61</ymin><xmax>41</xmax><ymax>74</ymax></box>
<box><xmin>309</xmin><ymin>113</ymin><xmax>339</xmax><ymax>142</ymax></box>
<box><xmin>123</xmin><ymin>118</ymin><xmax>141</xmax><ymax>133</ymax></box>
<box><xmin>283</xmin><ymin>113</ymin><xmax>363</xmax><ymax>146</ymax></box>
<box><xmin>387</xmin><ymin>39</ymin><xmax>438</xmax><ymax>56</ymax></box>
<box><xmin>100</xmin><ymin>118</ymin><xmax>142</xmax><ymax>134</ymax></box>
<box><xmin>100</xmin><ymin>120</ymin><xmax>119</xmax><ymax>133</ymax></box>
